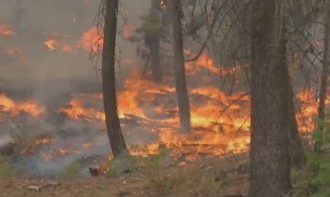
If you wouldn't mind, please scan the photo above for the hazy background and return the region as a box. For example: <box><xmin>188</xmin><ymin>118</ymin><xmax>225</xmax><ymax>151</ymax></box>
<box><xmin>0</xmin><ymin>0</ymin><xmax>149</xmax><ymax>94</ymax></box>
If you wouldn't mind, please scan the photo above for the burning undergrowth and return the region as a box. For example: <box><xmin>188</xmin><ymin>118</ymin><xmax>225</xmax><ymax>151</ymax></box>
<box><xmin>0</xmin><ymin>17</ymin><xmax>321</xmax><ymax>178</ymax></box>
<box><xmin>0</xmin><ymin>63</ymin><xmax>320</xmax><ymax>178</ymax></box>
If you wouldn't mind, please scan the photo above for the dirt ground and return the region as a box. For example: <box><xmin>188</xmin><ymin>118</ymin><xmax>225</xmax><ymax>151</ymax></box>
<box><xmin>0</xmin><ymin>154</ymin><xmax>249</xmax><ymax>197</ymax></box>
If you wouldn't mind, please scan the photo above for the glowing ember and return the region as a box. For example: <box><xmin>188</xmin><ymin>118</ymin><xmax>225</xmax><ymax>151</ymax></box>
<box><xmin>44</xmin><ymin>39</ymin><xmax>59</xmax><ymax>51</ymax></box>
<box><xmin>34</xmin><ymin>137</ymin><xmax>56</xmax><ymax>146</ymax></box>
<box><xmin>0</xmin><ymin>24</ymin><xmax>14</xmax><ymax>36</ymax></box>
<box><xmin>82</xmin><ymin>142</ymin><xmax>93</xmax><ymax>148</ymax></box>
<box><xmin>1</xmin><ymin>47</ymin><xmax>21</xmax><ymax>56</ymax></box>
<box><xmin>43</xmin><ymin>32</ymin><xmax>78</xmax><ymax>52</ymax></box>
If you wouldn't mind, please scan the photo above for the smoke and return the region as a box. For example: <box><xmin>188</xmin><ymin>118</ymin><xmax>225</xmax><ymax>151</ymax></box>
<box><xmin>0</xmin><ymin>0</ymin><xmax>151</xmax><ymax>176</ymax></box>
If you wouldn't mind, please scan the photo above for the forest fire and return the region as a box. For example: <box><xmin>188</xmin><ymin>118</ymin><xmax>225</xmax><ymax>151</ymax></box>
<box><xmin>295</xmin><ymin>90</ymin><xmax>322</xmax><ymax>132</ymax></box>
<box><xmin>44</xmin><ymin>39</ymin><xmax>58</xmax><ymax>51</ymax></box>
<box><xmin>0</xmin><ymin>1</ymin><xmax>324</xmax><ymax>184</ymax></box>
<box><xmin>0</xmin><ymin>94</ymin><xmax>46</xmax><ymax>118</ymax></box>
<box><xmin>54</xmin><ymin>69</ymin><xmax>318</xmax><ymax>160</ymax></box>
<box><xmin>80</xmin><ymin>26</ymin><xmax>103</xmax><ymax>51</ymax></box>
<box><xmin>185</xmin><ymin>50</ymin><xmax>246</xmax><ymax>76</ymax></box>
<box><xmin>59</xmin><ymin>98</ymin><xmax>105</xmax><ymax>122</ymax></box>
<box><xmin>0</xmin><ymin>48</ymin><xmax>320</xmax><ymax>164</ymax></box>
<box><xmin>51</xmin><ymin>67</ymin><xmax>253</xmax><ymax>158</ymax></box>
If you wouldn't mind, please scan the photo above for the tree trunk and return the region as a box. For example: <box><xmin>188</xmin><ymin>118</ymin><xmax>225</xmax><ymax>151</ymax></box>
<box><xmin>283</xmin><ymin>1</ymin><xmax>306</xmax><ymax>167</ymax></box>
<box><xmin>170</xmin><ymin>0</ymin><xmax>191</xmax><ymax>132</ymax></box>
<box><xmin>286</xmin><ymin>78</ymin><xmax>306</xmax><ymax>168</ymax></box>
<box><xmin>316</xmin><ymin>0</ymin><xmax>330</xmax><ymax>152</ymax></box>
<box><xmin>102</xmin><ymin>0</ymin><xmax>128</xmax><ymax>158</ymax></box>
<box><xmin>150</xmin><ymin>0</ymin><xmax>162</xmax><ymax>82</ymax></box>
<box><xmin>249</xmin><ymin>0</ymin><xmax>291</xmax><ymax>196</ymax></box>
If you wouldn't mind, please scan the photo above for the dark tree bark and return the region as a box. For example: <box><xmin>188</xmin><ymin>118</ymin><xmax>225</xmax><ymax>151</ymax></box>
<box><xmin>102</xmin><ymin>0</ymin><xmax>128</xmax><ymax>158</ymax></box>
<box><xmin>316</xmin><ymin>0</ymin><xmax>330</xmax><ymax>152</ymax></box>
<box><xmin>149</xmin><ymin>0</ymin><xmax>162</xmax><ymax>82</ymax></box>
<box><xmin>249</xmin><ymin>0</ymin><xmax>291</xmax><ymax>196</ymax></box>
<box><xmin>142</xmin><ymin>0</ymin><xmax>162</xmax><ymax>82</ymax></box>
<box><xmin>169</xmin><ymin>0</ymin><xmax>191</xmax><ymax>132</ymax></box>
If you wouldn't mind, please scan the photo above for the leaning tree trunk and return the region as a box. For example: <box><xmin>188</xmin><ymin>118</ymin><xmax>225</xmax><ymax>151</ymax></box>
<box><xmin>249</xmin><ymin>0</ymin><xmax>291</xmax><ymax>196</ymax></box>
<box><xmin>170</xmin><ymin>0</ymin><xmax>191</xmax><ymax>132</ymax></box>
<box><xmin>102</xmin><ymin>0</ymin><xmax>128</xmax><ymax>158</ymax></box>
<box><xmin>316</xmin><ymin>0</ymin><xmax>330</xmax><ymax>153</ymax></box>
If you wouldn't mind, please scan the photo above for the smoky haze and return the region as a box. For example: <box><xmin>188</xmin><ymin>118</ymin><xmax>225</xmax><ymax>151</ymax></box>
<box><xmin>0</xmin><ymin>0</ymin><xmax>153</xmax><ymax>176</ymax></box>
<box><xmin>0</xmin><ymin>0</ymin><xmax>149</xmax><ymax>93</ymax></box>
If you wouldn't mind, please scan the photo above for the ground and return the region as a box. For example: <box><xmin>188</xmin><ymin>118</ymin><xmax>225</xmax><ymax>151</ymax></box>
<box><xmin>0</xmin><ymin>153</ymin><xmax>249</xmax><ymax>197</ymax></box>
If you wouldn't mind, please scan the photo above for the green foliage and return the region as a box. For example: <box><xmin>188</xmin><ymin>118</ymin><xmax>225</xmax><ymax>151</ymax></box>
<box><xmin>307</xmin><ymin>116</ymin><xmax>330</xmax><ymax>196</ymax></box>
<box><xmin>60</xmin><ymin>161</ymin><xmax>83</xmax><ymax>178</ymax></box>
<box><xmin>0</xmin><ymin>157</ymin><xmax>16</xmax><ymax>179</ymax></box>
<box><xmin>293</xmin><ymin>114</ymin><xmax>330</xmax><ymax>197</ymax></box>
<box><xmin>140</xmin><ymin>15</ymin><xmax>163</xmax><ymax>35</ymax></box>
<box><xmin>106</xmin><ymin>144</ymin><xmax>170</xmax><ymax>178</ymax></box>
<box><xmin>105</xmin><ymin>156</ymin><xmax>136</xmax><ymax>178</ymax></box>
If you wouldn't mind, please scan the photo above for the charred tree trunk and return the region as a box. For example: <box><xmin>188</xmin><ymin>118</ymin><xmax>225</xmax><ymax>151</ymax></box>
<box><xmin>102</xmin><ymin>0</ymin><xmax>128</xmax><ymax>158</ymax></box>
<box><xmin>316</xmin><ymin>0</ymin><xmax>330</xmax><ymax>152</ymax></box>
<box><xmin>149</xmin><ymin>0</ymin><xmax>162</xmax><ymax>82</ymax></box>
<box><xmin>249</xmin><ymin>0</ymin><xmax>291</xmax><ymax>196</ymax></box>
<box><xmin>170</xmin><ymin>0</ymin><xmax>191</xmax><ymax>132</ymax></box>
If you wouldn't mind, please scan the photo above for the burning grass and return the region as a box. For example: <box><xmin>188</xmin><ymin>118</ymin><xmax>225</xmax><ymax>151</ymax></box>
<box><xmin>0</xmin><ymin>64</ymin><xmax>319</xmax><ymax>177</ymax></box>
<box><xmin>0</xmin><ymin>94</ymin><xmax>46</xmax><ymax>118</ymax></box>
<box><xmin>0</xmin><ymin>24</ymin><xmax>321</xmax><ymax>178</ymax></box>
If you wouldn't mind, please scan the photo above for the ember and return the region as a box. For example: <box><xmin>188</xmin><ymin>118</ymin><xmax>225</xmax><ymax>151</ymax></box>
<box><xmin>0</xmin><ymin>23</ymin><xmax>14</xmax><ymax>36</ymax></box>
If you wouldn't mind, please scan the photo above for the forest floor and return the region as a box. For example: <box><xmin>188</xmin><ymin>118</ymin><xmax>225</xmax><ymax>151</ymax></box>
<box><xmin>0</xmin><ymin>153</ymin><xmax>249</xmax><ymax>197</ymax></box>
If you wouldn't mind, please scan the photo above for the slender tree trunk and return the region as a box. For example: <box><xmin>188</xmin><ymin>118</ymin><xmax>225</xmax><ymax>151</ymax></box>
<box><xmin>150</xmin><ymin>0</ymin><xmax>162</xmax><ymax>82</ymax></box>
<box><xmin>286</xmin><ymin>80</ymin><xmax>306</xmax><ymax>168</ymax></box>
<box><xmin>170</xmin><ymin>0</ymin><xmax>191</xmax><ymax>132</ymax></box>
<box><xmin>283</xmin><ymin>1</ymin><xmax>306</xmax><ymax>167</ymax></box>
<box><xmin>316</xmin><ymin>0</ymin><xmax>330</xmax><ymax>152</ymax></box>
<box><xmin>102</xmin><ymin>0</ymin><xmax>128</xmax><ymax>158</ymax></box>
<box><xmin>249</xmin><ymin>0</ymin><xmax>291</xmax><ymax>196</ymax></box>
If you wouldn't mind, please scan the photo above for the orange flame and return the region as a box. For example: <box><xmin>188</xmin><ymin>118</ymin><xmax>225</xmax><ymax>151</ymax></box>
<box><xmin>0</xmin><ymin>94</ymin><xmax>46</xmax><ymax>117</ymax></box>
<box><xmin>44</xmin><ymin>39</ymin><xmax>59</xmax><ymax>51</ymax></box>
<box><xmin>185</xmin><ymin>50</ymin><xmax>245</xmax><ymax>76</ymax></box>
<box><xmin>80</xmin><ymin>26</ymin><xmax>103</xmax><ymax>52</ymax></box>
<box><xmin>59</xmin><ymin>98</ymin><xmax>105</xmax><ymax>122</ymax></box>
